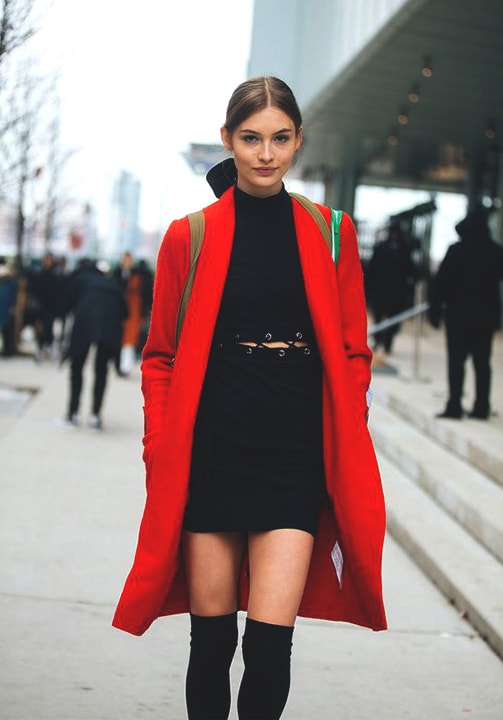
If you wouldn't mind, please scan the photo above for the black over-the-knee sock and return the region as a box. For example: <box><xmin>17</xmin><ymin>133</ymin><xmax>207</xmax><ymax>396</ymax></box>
<box><xmin>185</xmin><ymin>612</ymin><xmax>238</xmax><ymax>720</ymax></box>
<box><xmin>237</xmin><ymin>618</ymin><xmax>294</xmax><ymax>720</ymax></box>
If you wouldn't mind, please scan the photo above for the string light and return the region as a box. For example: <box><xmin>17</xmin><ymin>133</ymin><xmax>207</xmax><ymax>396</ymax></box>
<box><xmin>422</xmin><ymin>56</ymin><xmax>433</xmax><ymax>78</ymax></box>
<box><xmin>408</xmin><ymin>86</ymin><xmax>420</xmax><ymax>103</ymax></box>
<box><xmin>397</xmin><ymin>109</ymin><xmax>409</xmax><ymax>125</ymax></box>
<box><xmin>385</xmin><ymin>56</ymin><xmax>433</xmax><ymax>148</ymax></box>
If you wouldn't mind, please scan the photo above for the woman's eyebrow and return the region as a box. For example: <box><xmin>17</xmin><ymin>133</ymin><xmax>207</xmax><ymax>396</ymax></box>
<box><xmin>239</xmin><ymin>127</ymin><xmax>293</xmax><ymax>135</ymax></box>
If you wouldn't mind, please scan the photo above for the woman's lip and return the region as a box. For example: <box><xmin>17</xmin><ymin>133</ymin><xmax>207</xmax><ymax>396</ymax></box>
<box><xmin>254</xmin><ymin>167</ymin><xmax>276</xmax><ymax>175</ymax></box>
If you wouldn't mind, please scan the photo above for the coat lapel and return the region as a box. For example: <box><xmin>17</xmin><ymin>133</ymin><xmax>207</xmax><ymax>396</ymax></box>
<box><xmin>175</xmin><ymin>189</ymin><xmax>235</xmax><ymax>366</ymax></box>
<box><xmin>164</xmin><ymin>189</ymin><xmax>236</xmax><ymax>451</ymax></box>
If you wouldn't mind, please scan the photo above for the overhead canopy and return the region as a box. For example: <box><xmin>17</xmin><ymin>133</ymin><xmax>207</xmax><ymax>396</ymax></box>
<box><xmin>298</xmin><ymin>0</ymin><xmax>503</xmax><ymax>202</ymax></box>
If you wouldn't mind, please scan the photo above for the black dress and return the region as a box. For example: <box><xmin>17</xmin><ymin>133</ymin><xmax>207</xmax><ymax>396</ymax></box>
<box><xmin>183</xmin><ymin>186</ymin><xmax>325</xmax><ymax>536</ymax></box>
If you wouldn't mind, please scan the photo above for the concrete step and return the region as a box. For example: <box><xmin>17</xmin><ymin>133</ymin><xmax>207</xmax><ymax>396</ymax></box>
<box><xmin>372</xmin><ymin>381</ymin><xmax>503</xmax><ymax>488</ymax></box>
<box><xmin>369</xmin><ymin>403</ymin><xmax>503</xmax><ymax>565</ymax></box>
<box><xmin>379</xmin><ymin>453</ymin><xmax>503</xmax><ymax>660</ymax></box>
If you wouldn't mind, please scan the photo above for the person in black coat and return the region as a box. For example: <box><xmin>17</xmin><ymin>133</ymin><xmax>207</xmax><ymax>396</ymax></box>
<box><xmin>365</xmin><ymin>223</ymin><xmax>417</xmax><ymax>354</ymax></box>
<box><xmin>62</xmin><ymin>260</ymin><xmax>128</xmax><ymax>428</ymax></box>
<box><xmin>27</xmin><ymin>252</ymin><xmax>64</xmax><ymax>360</ymax></box>
<box><xmin>428</xmin><ymin>207</ymin><xmax>503</xmax><ymax>419</ymax></box>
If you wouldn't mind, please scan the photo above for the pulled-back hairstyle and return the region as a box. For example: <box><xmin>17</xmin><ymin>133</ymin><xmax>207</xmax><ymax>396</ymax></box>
<box><xmin>224</xmin><ymin>76</ymin><xmax>303</xmax><ymax>136</ymax></box>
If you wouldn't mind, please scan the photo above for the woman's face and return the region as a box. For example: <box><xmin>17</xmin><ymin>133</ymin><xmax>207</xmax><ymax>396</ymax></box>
<box><xmin>221</xmin><ymin>106</ymin><xmax>302</xmax><ymax>197</ymax></box>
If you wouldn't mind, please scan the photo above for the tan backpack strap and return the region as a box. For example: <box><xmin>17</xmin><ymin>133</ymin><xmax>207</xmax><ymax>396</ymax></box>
<box><xmin>174</xmin><ymin>210</ymin><xmax>205</xmax><ymax>349</ymax></box>
<box><xmin>290</xmin><ymin>192</ymin><xmax>331</xmax><ymax>250</ymax></box>
<box><xmin>188</xmin><ymin>211</ymin><xmax>205</xmax><ymax>264</ymax></box>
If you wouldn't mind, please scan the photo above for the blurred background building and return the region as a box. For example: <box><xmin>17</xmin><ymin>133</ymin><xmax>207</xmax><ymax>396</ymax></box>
<box><xmin>247</xmin><ymin>0</ymin><xmax>502</xmax><ymax>238</ymax></box>
<box><xmin>107</xmin><ymin>170</ymin><xmax>142</xmax><ymax>260</ymax></box>
<box><xmin>0</xmin><ymin>0</ymin><xmax>501</xmax><ymax>271</ymax></box>
<box><xmin>183</xmin><ymin>144</ymin><xmax>230</xmax><ymax>176</ymax></box>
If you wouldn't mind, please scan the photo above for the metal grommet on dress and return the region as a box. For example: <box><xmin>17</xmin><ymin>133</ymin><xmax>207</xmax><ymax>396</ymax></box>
<box><xmin>278</xmin><ymin>348</ymin><xmax>286</xmax><ymax>357</ymax></box>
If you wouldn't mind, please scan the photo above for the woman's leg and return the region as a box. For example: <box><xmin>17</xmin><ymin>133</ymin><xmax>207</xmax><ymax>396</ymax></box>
<box><xmin>68</xmin><ymin>351</ymin><xmax>87</xmax><ymax>419</ymax></box>
<box><xmin>471</xmin><ymin>329</ymin><xmax>493</xmax><ymax>418</ymax></box>
<box><xmin>445</xmin><ymin>324</ymin><xmax>468</xmax><ymax>416</ymax></box>
<box><xmin>183</xmin><ymin>531</ymin><xmax>246</xmax><ymax>720</ymax></box>
<box><xmin>238</xmin><ymin>529</ymin><xmax>314</xmax><ymax>720</ymax></box>
<box><xmin>92</xmin><ymin>342</ymin><xmax>112</xmax><ymax>417</ymax></box>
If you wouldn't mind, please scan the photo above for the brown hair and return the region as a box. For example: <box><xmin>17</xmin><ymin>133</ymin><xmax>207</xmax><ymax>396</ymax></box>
<box><xmin>224</xmin><ymin>76</ymin><xmax>303</xmax><ymax>136</ymax></box>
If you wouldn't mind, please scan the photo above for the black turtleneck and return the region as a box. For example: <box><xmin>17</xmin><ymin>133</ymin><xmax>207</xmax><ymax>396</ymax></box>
<box><xmin>213</xmin><ymin>185</ymin><xmax>315</xmax><ymax>344</ymax></box>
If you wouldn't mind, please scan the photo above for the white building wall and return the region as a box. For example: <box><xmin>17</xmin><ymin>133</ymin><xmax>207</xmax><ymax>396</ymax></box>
<box><xmin>248</xmin><ymin>0</ymin><xmax>304</xmax><ymax>90</ymax></box>
<box><xmin>249</xmin><ymin>0</ymin><xmax>413</xmax><ymax>108</ymax></box>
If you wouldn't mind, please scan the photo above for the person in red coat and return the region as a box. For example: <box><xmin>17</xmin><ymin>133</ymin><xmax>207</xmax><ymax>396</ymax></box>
<box><xmin>113</xmin><ymin>76</ymin><xmax>386</xmax><ymax>719</ymax></box>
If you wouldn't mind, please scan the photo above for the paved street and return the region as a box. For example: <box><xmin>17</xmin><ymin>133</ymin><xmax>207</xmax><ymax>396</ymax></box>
<box><xmin>1</xmin><ymin>329</ymin><xmax>503</xmax><ymax>719</ymax></box>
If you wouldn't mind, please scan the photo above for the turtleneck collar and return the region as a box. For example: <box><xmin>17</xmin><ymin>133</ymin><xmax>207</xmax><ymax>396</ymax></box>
<box><xmin>234</xmin><ymin>183</ymin><xmax>289</xmax><ymax>207</ymax></box>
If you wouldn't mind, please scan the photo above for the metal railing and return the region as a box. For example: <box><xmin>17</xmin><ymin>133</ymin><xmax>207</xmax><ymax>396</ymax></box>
<box><xmin>368</xmin><ymin>301</ymin><xmax>430</xmax><ymax>381</ymax></box>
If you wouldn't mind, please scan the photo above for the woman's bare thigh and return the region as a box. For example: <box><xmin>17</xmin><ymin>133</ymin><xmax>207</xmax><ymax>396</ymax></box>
<box><xmin>247</xmin><ymin>529</ymin><xmax>315</xmax><ymax>626</ymax></box>
<box><xmin>182</xmin><ymin>530</ymin><xmax>246</xmax><ymax>616</ymax></box>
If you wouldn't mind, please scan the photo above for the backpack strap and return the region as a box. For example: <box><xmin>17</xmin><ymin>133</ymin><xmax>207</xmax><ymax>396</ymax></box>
<box><xmin>330</xmin><ymin>208</ymin><xmax>343</xmax><ymax>265</ymax></box>
<box><xmin>290</xmin><ymin>192</ymin><xmax>331</xmax><ymax>247</ymax></box>
<box><xmin>174</xmin><ymin>210</ymin><xmax>205</xmax><ymax>349</ymax></box>
<box><xmin>174</xmin><ymin>198</ymin><xmax>343</xmax><ymax>349</ymax></box>
<box><xmin>290</xmin><ymin>192</ymin><xmax>342</xmax><ymax>265</ymax></box>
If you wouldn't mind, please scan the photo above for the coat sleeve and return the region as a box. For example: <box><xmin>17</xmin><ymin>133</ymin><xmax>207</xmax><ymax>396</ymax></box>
<box><xmin>337</xmin><ymin>213</ymin><xmax>373</xmax><ymax>418</ymax></box>
<box><xmin>141</xmin><ymin>218</ymin><xmax>190</xmax><ymax>442</ymax></box>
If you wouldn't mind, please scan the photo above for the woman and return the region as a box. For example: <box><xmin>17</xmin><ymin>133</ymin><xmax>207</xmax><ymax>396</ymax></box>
<box><xmin>113</xmin><ymin>76</ymin><xmax>386</xmax><ymax>719</ymax></box>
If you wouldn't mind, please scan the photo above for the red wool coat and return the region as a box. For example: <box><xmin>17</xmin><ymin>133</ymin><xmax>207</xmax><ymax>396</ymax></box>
<box><xmin>112</xmin><ymin>187</ymin><xmax>387</xmax><ymax>636</ymax></box>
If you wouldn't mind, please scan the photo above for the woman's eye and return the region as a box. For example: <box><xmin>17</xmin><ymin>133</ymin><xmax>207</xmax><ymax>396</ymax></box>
<box><xmin>274</xmin><ymin>135</ymin><xmax>289</xmax><ymax>143</ymax></box>
<box><xmin>242</xmin><ymin>135</ymin><xmax>259</xmax><ymax>143</ymax></box>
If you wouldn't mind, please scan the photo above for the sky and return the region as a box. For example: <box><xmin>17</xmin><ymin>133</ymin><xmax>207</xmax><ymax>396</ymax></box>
<box><xmin>33</xmin><ymin>0</ymin><xmax>466</xmax><ymax>261</ymax></box>
<box><xmin>35</xmin><ymin>0</ymin><xmax>255</xmax><ymax>236</ymax></box>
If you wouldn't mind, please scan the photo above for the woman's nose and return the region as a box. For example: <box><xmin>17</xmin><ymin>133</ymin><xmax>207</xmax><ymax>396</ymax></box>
<box><xmin>258</xmin><ymin>141</ymin><xmax>273</xmax><ymax>162</ymax></box>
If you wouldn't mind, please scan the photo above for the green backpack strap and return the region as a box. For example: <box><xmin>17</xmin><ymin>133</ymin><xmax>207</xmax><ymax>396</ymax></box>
<box><xmin>290</xmin><ymin>192</ymin><xmax>341</xmax><ymax>265</ymax></box>
<box><xmin>174</xmin><ymin>210</ymin><xmax>205</xmax><ymax>349</ymax></box>
<box><xmin>330</xmin><ymin>208</ymin><xmax>343</xmax><ymax>265</ymax></box>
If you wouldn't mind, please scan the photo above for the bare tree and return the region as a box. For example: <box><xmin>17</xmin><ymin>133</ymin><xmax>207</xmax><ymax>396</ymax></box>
<box><xmin>2</xmin><ymin>58</ymin><xmax>38</xmax><ymax>265</ymax></box>
<box><xmin>35</xmin><ymin>82</ymin><xmax>77</xmax><ymax>251</ymax></box>
<box><xmin>0</xmin><ymin>0</ymin><xmax>34</xmax><ymax>72</ymax></box>
<box><xmin>0</xmin><ymin>0</ymin><xmax>67</xmax><ymax>266</ymax></box>
<box><xmin>0</xmin><ymin>0</ymin><xmax>36</xmax><ymax>266</ymax></box>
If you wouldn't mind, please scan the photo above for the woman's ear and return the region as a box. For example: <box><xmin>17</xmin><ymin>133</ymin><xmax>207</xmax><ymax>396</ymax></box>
<box><xmin>295</xmin><ymin>126</ymin><xmax>303</xmax><ymax>151</ymax></box>
<box><xmin>220</xmin><ymin>125</ymin><xmax>232</xmax><ymax>151</ymax></box>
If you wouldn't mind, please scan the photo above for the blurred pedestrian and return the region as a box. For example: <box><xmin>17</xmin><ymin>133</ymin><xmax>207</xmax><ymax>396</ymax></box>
<box><xmin>0</xmin><ymin>257</ymin><xmax>17</xmax><ymax>357</ymax></box>
<box><xmin>113</xmin><ymin>76</ymin><xmax>386</xmax><ymax>720</ymax></box>
<box><xmin>365</xmin><ymin>222</ymin><xmax>417</xmax><ymax>356</ymax></box>
<box><xmin>53</xmin><ymin>255</ymin><xmax>71</xmax><ymax>351</ymax></box>
<box><xmin>27</xmin><ymin>252</ymin><xmax>64</xmax><ymax>361</ymax></box>
<box><xmin>61</xmin><ymin>259</ymin><xmax>128</xmax><ymax>429</ymax></box>
<box><xmin>133</xmin><ymin>258</ymin><xmax>154</xmax><ymax>357</ymax></box>
<box><xmin>428</xmin><ymin>206</ymin><xmax>503</xmax><ymax>419</ymax></box>
<box><xmin>114</xmin><ymin>253</ymin><xmax>154</xmax><ymax>375</ymax></box>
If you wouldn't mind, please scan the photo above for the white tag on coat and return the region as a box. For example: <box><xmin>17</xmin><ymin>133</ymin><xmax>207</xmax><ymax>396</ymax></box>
<box><xmin>331</xmin><ymin>541</ymin><xmax>344</xmax><ymax>589</ymax></box>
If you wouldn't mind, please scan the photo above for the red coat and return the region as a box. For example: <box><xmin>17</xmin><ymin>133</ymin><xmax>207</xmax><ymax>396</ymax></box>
<box><xmin>113</xmin><ymin>187</ymin><xmax>387</xmax><ymax>636</ymax></box>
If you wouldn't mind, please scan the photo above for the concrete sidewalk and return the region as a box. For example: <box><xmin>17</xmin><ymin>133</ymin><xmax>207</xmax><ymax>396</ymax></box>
<box><xmin>1</xmin><ymin>334</ymin><xmax>503</xmax><ymax>719</ymax></box>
